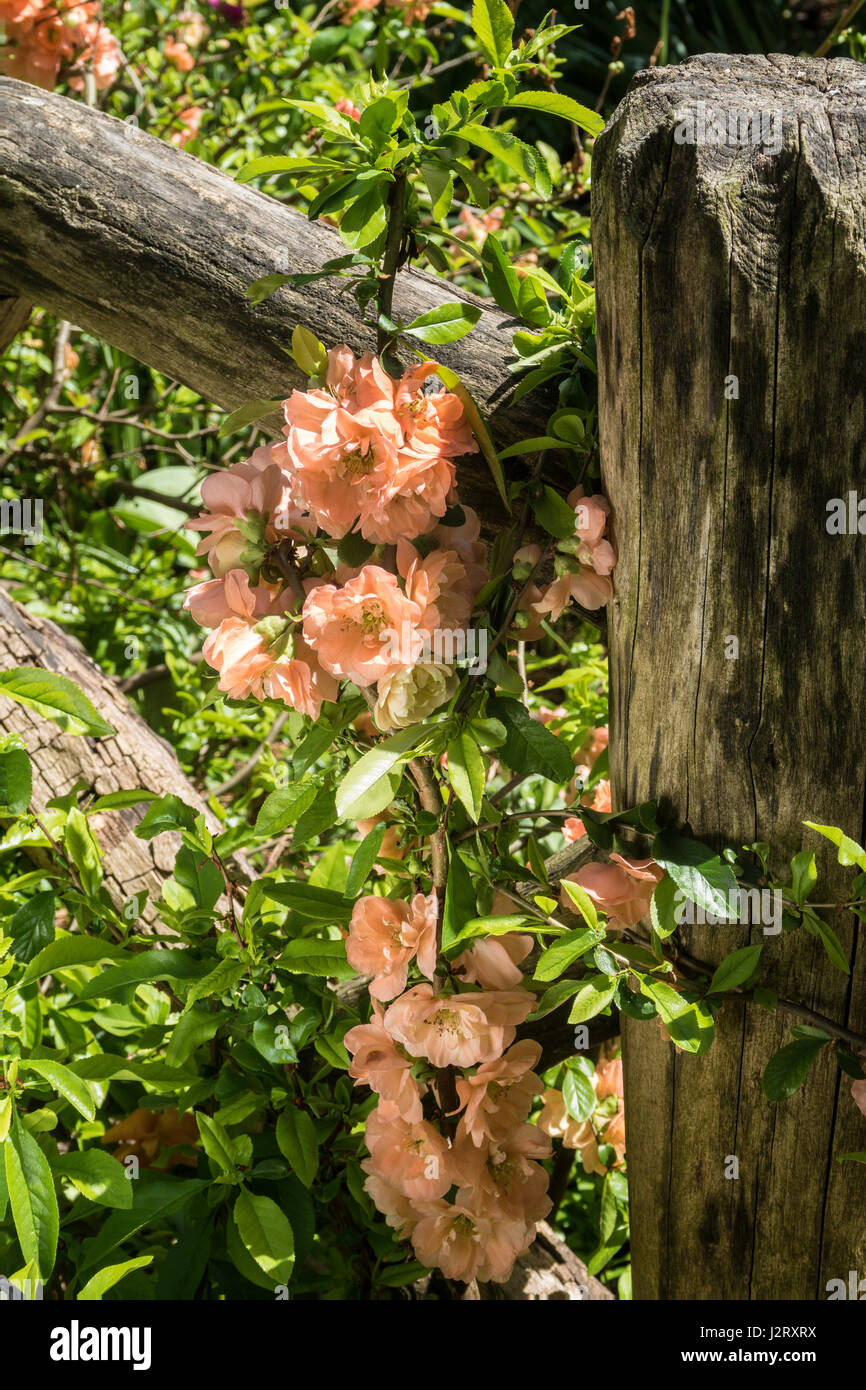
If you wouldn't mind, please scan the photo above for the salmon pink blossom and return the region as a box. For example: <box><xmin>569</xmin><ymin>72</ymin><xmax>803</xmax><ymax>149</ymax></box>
<box><xmin>344</xmin><ymin>1001</ymin><xmax>424</xmax><ymax>1123</ymax></box>
<box><xmin>454</xmin><ymin>1039</ymin><xmax>543</xmax><ymax>1146</ymax></box>
<box><xmin>384</xmin><ymin>983</ymin><xmax>534</xmax><ymax>1069</ymax></box>
<box><xmin>364</xmin><ymin>1101</ymin><xmax>452</xmax><ymax>1200</ymax></box>
<box><xmin>561</xmin><ymin>854</ymin><xmax>664</xmax><ymax>929</ymax></box>
<box><xmin>346</xmin><ymin>892</ymin><xmax>438</xmax><ymax>1001</ymax></box>
<box><xmin>301</xmin><ymin>565</ymin><xmax>424</xmax><ymax>686</ymax></box>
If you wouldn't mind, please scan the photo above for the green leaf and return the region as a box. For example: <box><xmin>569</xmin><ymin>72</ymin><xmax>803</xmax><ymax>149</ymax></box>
<box><xmin>403</xmin><ymin>301</ymin><xmax>482</xmax><ymax>345</ymax></box>
<box><xmin>790</xmin><ymin>850</ymin><xmax>818</xmax><ymax>905</ymax></box>
<box><xmin>801</xmin><ymin>906</ymin><xmax>850</xmax><ymax>974</ymax></box>
<box><xmin>526</xmin><ymin>977</ymin><xmax>585</xmax><ymax>1021</ymax></box>
<box><xmin>339</xmin><ymin>184</ymin><xmax>388</xmax><ymax>250</ymax></box>
<box><xmin>420</xmin><ymin>160</ymin><xmax>454</xmax><ymax>220</ymax></box>
<box><xmin>471</xmin><ymin>0</ymin><xmax>514</xmax><ymax>65</ymax></box>
<box><xmin>531</xmin><ymin>484</ymin><xmax>578</xmax><ymax>539</ymax></box>
<box><xmin>649</xmin><ymin>873</ymin><xmax>680</xmax><ymax>940</ymax></box>
<box><xmin>335</xmin><ymin>726</ymin><xmax>421</xmax><ymax>821</ymax></box>
<box><xmin>77</xmin><ymin>1255</ymin><xmax>153</xmax><ymax>1300</ymax></box>
<box><xmin>707</xmin><ymin>944</ymin><xmax>763</xmax><ymax>995</ymax></box>
<box><xmin>803</xmin><ymin>821</ymin><xmax>866</xmax><ymax>872</ymax></box>
<box><xmin>244</xmin><ymin>273</ymin><xmax>293</xmax><ymax>306</ymax></box>
<box><xmin>18</xmin><ymin>934</ymin><xmax>130</xmax><ymax>986</ymax></box>
<box><xmin>762</xmin><ymin>1037</ymin><xmax>827</xmax><ymax>1102</ymax></box>
<box><xmin>346</xmin><ymin>822</ymin><xmax>387</xmax><ymax>897</ymax></box>
<box><xmin>77</xmin><ymin>949</ymin><xmax>208</xmax><ymax>1000</ymax></box>
<box><xmin>652</xmin><ymin>831</ymin><xmax>739</xmax><ymax>921</ymax></box>
<box><xmin>431</xmin><ymin>362</ymin><xmax>508</xmax><ymax>511</ymax></box>
<box><xmin>534</xmin><ymin>926</ymin><xmax>602</xmax><ymax>983</ymax></box>
<box><xmin>218</xmin><ymin>399</ymin><xmax>283</xmax><ymax>439</ymax></box>
<box><xmin>481</xmin><ymin>231</ymin><xmax>520</xmax><ymax>316</ymax></box>
<box><xmin>486</xmin><ymin>696</ymin><xmax>573</xmax><ymax>782</ymax></box>
<box><xmin>359</xmin><ymin>93</ymin><xmax>404</xmax><ymax>144</ymax></box>
<box><xmin>71</xmin><ymin>1055</ymin><xmax>192</xmax><ymax>1086</ymax></box>
<box><xmin>165</xmin><ymin>1008</ymin><xmax>224</xmax><ymax>1068</ymax></box>
<box><xmin>562</xmin><ymin>1067</ymin><xmax>596</xmax><ymax>1123</ymax></box>
<box><xmin>460</xmin><ymin>124</ymin><xmax>551</xmax><ymax>199</ymax></box>
<box><xmin>277</xmin><ymin>937</ymin><xmax>354</xmax><ymax>980</ymax></box>
<box><xmin>290</xmin><ymin>325</ymin><xmax>329</xmax><ymax>378</ymax></box>
<box><xmin>196</xmin><ymin>1113</ymin><xmax>238</xmax><ymax>1177</ymax></box>
<box><xmin>639</xmin><ymin>978</ymin><xmax>716</xmax><ymax>1055</ymax></box>
<box><xmin>505</xmin><ymin>91</ymin><xmax>604</xmax><ymax>138</ymax></box>
<box><xmin>559</xmin><ymin>880</ymin><xmax>599</xmax><ymax>929</ymax></box>
<box><xmin>261</xmin><ymin>881</ymin><xmax>353</xmax><ymax>922</ymax></box>
<box><xmin>134</xmin><ymin>793</ymin><xmax>198</xmax><ymax>840</ymax></box>
<box><xmin>9</xmin><ymin>890</ymin><xmax>55</xmax><ymax>963</ymax></box>
<box><xmin>292</xmin><ymin>787</ymin><xmax>338</xmax><ymax>848</ymax></box>
<box><xmin>276</xmin><ymin>1108</ymin><xmax>319</xmax><ymax>1188</ymax></box>
<box><xmin>0</xmin><ymin>669</ymin><xmax>115</xmax><ymax>738</ymax></box>
<box><xmin>442</xmin><ymin>844</ymin><xmax>477</xmax><ymax>950</ymax></box>
<box><xmin>5</xmin><ymin>1112</ymin><xmax>58</xmax><ymax>1280</ymax></box>
<box><xmin>79</xmin><ymin>1178</ymin><xmax>207</xmax><ymax>1271</ymax></box>
<box><xmin>233</xmin><ymin>1188</ymin><xmax>294</xmax><ymax>1286</ymax></box>
<box><xmin>0</xmin><ymin>747</ymin><xmax>31</xmax><ymax>814</ymax></box>
<box><xmin>21</xmin><ymin>1059</ymin><xmax>95</xmax><ymax>1121</ymax></box>
<box><xmin>567</xmin><ymin>975</ymin><xmax>617</xmax><ymax>1024</ymax></box>
<box><xmin>65</xmin><ymin>808</ymin><xmax>103</xmax><ymax>899</ymax></box>
<box><xmin>184</xmin><ymin>959</ymin><xmax>246</xmax><ymax>1010</ymax></box>
<box><xmin>235</xmin><ymin>154</ymin><xmax>346</xmax><ymax>183</ymax></box>
<box><xmin>447</xmin><ymin>729</ymin><xmax>485</xmax><ymax>822</ymax></box>
<box><xmin>51</xmin><ymin>1150</ymin><xmax>133</xmax><ymax>1209</ymax></box>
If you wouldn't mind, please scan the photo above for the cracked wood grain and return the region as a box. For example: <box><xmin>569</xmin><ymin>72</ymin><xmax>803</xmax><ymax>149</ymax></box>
<box><xmin>593</xmin><ymin>53</ymin><xmax>866</xmax><ymax>1299</ymax></box>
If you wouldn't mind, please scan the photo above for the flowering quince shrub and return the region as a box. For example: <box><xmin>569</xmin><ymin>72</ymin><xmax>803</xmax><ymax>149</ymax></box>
<box><xmin>2</xmin><ymin>0</ymin><xmax>866</xmax><ymax>1307</ymax></box>
<box><xmin>0</xmin><ymin>0</ymin><xmax>122</xmax><ymax>92</ymax></box>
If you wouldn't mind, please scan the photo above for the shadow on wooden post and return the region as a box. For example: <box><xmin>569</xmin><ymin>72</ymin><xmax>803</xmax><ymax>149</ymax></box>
<box><xmin>594</xmin><ymin>53</ymin><xmax>866</xmax><ymax>1299</ymax></box>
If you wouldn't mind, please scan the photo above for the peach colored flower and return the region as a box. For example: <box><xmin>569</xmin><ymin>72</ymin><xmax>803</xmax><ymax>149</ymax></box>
<box><xmin>183</xmin><ymin>567</ymin><xmax>276</xmax><ymax>629</ymax></box>
<box><xmin>601</xmin><ymin>1104</ymin><xmax>626</xmax><ymax>1164</ymax></box>
<box><xmin>188</xmin><ymin>446</ymin><xmax>312</xmax><ymax>578</ymax></box>
<box><xmin>199</xmin><ymin>573</ymin><xmax>338</xmax><ymax>718</ymax></box>
<box><xmin>453</xmin><ymin>933</ymin><xmax>533</xmax><ymax>991</ymax></box>
<box><xmin>301</xmin><ymin>564</ymin><xmax>424</xmax><ymax>687</ymax></box>
<box><xmin>384</xmin><ymin>983</ymin><xmax>534</xmax><ymax>1069</ymax></box>
<box><xmin>431</xmin><ymin>505</ymin><xmax>489</xmax><ymax>603</ymax></box>
<box><xmin>455</xmin><ymin>1039</ymin><xmax>543</xmax><ymax>1147</ymax></box>
<box><xmin>281</xmin><ymin>348</ymin><xmax>475</xmax><ymax>544</ymax></box>
<box><xmin>346</xmin><ymin>891</ymin><xmax>437</xmax><ymax>1001</ymax></box>
<box><xmin>561</xmin><ymin>854</ymin><xmax>663</xmax><ymax>930</ymax></box>
<box><xmin>451</xmin><ymin>1123</ymin><xmax>552</xmax><ymax>1229</ymax></box>
<box><xmin>851</xmin><ymin>1078</ymin><xmax>866</xmax><ymax>1118</ymax></box>
<box><xmin>595</xmin><ymin>1056</ymin><xmax>623</xmax><ymax>1101</ymax></box>
<box><xmin>398</xmin><ymin>540</ymin><xmax>474</xmax><ymax>633</ymax></box>
<box><xmin>364</xmin><ymin>1101</ymin><xmax>452</xmax><ymax>1200</ymax></box>
<box><xmin>410</xmin><ymin>1199</ymin><xmax>527</xmax><ymax>1283</ymax></box>
<box><xmin>165</xmin><ymin>37</ymin><xmax>194</xmax><ymax>70</ymax></box>
<box><xmin>335</xmin><ymin>96</ymin><xmax>360</xmax><ymax>121</ymax></box>
<box><xmin>170</xmin><ymin>104</ymin><xmax>203</xmax><ymax>147</ymax></box>
<box><xmin>537</xmin><ymin>1089</ymin><xmax>606</xmax><ymax>1175</ymax></box>
<box><xmin>344</xmin><ymin>1000</ymin><xmax>424</xmax><ymax>1122</ymax></box>
<box><xmin>361</xmin><ymin>1165</ymin><xmax>419</xmax><ymax>1237</ymax></box>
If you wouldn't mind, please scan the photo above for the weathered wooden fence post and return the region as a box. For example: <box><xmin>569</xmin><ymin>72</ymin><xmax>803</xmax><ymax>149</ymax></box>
<box><xmin>593</xmin><ymin>53</ymin><xmax>866</xmax><ymax>1299</ymax></box>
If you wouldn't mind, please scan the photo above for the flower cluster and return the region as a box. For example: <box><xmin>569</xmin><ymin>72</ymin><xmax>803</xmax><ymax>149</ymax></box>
<box><xmin>184</xmin><ymin>345</ymin><xmax>487</xmax><ymax>728</ymax></box>
<box><xmin>517</xmin><ymin>486</ymin><xmax>616</xmax><ymax>630</ymax></box>
<box><xmin>538</xmin><ymin>1055</ymin><xmax>625</xmax><ymax>1175</ymax></box>
<box><xmin>345</xmin><ymin>896</ymin><xmax>554</xmax><ymax>1284</ymax></box>
<box><xmin>0</xmin><ymin>0</ymin><xmax>122</xmax><ymax>91</ymax></box>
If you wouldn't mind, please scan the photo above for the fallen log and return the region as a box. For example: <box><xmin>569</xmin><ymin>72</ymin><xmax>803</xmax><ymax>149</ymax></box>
<box><xmin>0</xmin><ymin>584</ymin><xmax>219</xmax><ymax>925</ymax></box>
<box><xmin>0</xmin><ymin>77</ymin><xmax>558</xmax><ymax>522</ymax></box>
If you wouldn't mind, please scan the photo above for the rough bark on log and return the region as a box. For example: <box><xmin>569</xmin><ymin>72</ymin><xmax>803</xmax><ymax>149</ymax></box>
<box><xmin>0</xmin><ymin>77</ymin><xmax>558</xmax><ymax>523</ymax></box>
<box><xmin>0</xmin><ymin>288</ymin><xmax>30</xmax><ymax>354</ymax></box>
<box><xmin>594</xmin><ymin>53</ymin><xmax>866</xmax><ymax>1299</ymax></box>
<box><xmin>0</xmin><ymin>585</ymin><xmax>220</xmax><ymax>925</ymax></box>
